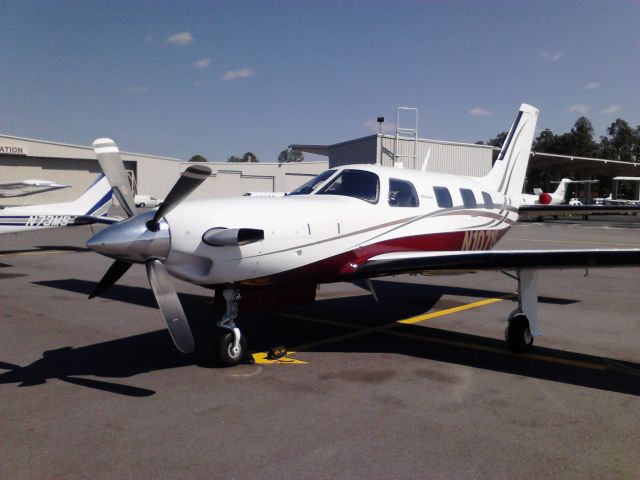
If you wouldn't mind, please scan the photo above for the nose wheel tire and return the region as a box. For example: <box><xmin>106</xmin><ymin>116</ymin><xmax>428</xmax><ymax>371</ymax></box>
<box><xmin>505</xmin><ymin>313</ymin><xmax>534</xmax><ymax>353</ymax></box>
<box><xmin>218</xmin><ymin>332</ymin><xmax>248</xmax><ymax>367</ymax></box>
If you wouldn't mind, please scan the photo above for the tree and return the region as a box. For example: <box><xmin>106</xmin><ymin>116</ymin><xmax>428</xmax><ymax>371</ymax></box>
<box><xmin>278</xmin><ymin>148</ymin><xmax>304</xmax><ymax>163</ymax></box>
<box><xmin>227</xmin><ymin>152</ymin><xmax>259</xmax><ymax>162</ymax></box>
<box><xmin>600</xmin><ymin>119</ymin><xmax>637</xmax><ymax>162</ymax></box>
<box><xmin>556</xmin><ymin>117</ymin><xmax>597</xmax><ymax>157</ymax></box>
<box><xmin>242</xmin><ymin>152</ymin><xmax>258</xmax><ymax>162</ymax></box>
<box><xmin>487</xmin><ymin>131</ymin><xmax>508</xmax><ymax>148</ymax></box>
<box><xmin>533</xmin><ymin>128</ymin><xmax>558</xmax><ymax>153</ymax></box>
<box><xmin>188</xmin><ymin>154</ymin><xmax>208</xmax><ymax>162</ymax></box>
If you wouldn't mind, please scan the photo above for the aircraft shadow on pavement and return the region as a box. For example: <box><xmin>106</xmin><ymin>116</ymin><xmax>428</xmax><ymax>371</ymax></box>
<box><xmin>3</xmin><ymin>278</ymin><xmax>634</xmax><ymax>398</ymax></box>
<box><xmin>0</xmin><ymin>245</ymin><xmax>89</xmax><ymax>255</ymax></box>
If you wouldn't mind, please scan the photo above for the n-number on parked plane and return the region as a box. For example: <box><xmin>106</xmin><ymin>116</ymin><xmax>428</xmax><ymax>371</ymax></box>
<box><xmin>86</xmin><ymin>104</ymin><xmax>640</xmax><ymax>366</ymax></box>
<box><xmin>0</xmin><ymin>175</ymin><xmax>113</xmax><ymax>235</ymax></box>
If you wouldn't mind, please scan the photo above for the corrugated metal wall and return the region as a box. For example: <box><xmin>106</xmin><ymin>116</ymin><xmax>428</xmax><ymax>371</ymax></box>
<box><xmin>322</xmin><ymin>135</ymin><xmax>493</xmax><ymax>177</ymax></box>
<box><xmin>378</xmin><ymin>135</ymin><xmax>493</xmax><ymax>176</ymax></box>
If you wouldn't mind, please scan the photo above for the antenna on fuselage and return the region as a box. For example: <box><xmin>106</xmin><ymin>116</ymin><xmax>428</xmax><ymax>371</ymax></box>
<box><xmin>420</xmin><ymin>148</ymin><xmax>432</xmax><ymax>172</ymax></box>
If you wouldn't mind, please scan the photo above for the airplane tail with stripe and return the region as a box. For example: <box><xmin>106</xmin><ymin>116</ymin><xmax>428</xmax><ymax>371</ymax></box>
<box><xmin>481</xmin><ymin>104</ymin><xmax>539</xmax><ymax>197</ymax></box>
<box><xmin>63</xmin><ymin>174</ymin><xmax>113</xmax><ymax>216</ymax></box>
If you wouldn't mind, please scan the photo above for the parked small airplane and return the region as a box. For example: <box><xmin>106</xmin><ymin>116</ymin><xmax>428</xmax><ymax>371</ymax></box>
<box><xmin>86</xmin><ymin>104</ymin><xmax>640</xmax><ymax>366</ymax></box>
<box><xmin>0</xmin><ymin>175</ymin><xmax>113</xmax><ymax>235</ymax></box>
<box><xmin>0</xmin><ymin>179</ymin><xmax>69</xmax><ymax>198</ymax></box>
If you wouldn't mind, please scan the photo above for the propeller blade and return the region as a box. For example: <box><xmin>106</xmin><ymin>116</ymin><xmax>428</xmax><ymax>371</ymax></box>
<box><xmin>145</xmin><ymin>259</ymin><xmax>195</xmax><ymax>353</ymax></box>
<box><xmin>148</xmin><ymin>165</ymin><xmax>211</xmax><ymax>230</ymax></box>
<box><xmin>88</xmin><ymin>260</ymin><xmax>132</xmax><ymax>299</ymax></box>
<box><xmin>92</xmin><ymin>138</ymin><xmax>137</xmax><ymax>218</ymax></box>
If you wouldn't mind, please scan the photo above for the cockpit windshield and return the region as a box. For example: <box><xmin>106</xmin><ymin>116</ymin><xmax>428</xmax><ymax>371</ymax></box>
<box><xmin>288</xmin><ymin>169</ymin><xmax>336</xmax><ymax>195</ymax></box>
<box><xmin>317</xmin><ymin>169</ymin><xmax>379</xmax><ymax>203</ymax></box>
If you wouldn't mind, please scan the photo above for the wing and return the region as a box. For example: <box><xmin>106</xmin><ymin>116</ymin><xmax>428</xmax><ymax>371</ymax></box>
<box><xmin>519</xmin><ymin>204</ymin><xmax>640</xmax><ymax>217</ymax></box>
<box><xmin>356</xmin><ymin>249</ymin><xmax>640</xmax><ymax>278</ymax></box>
<box><xmin>0</xmin><ymin>180</ymin><xmax>69</xmax><ymax>198</ymax></box>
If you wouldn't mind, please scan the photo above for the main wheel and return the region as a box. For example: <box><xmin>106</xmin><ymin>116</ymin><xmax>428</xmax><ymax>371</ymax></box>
<box><xmin>505</xmin><ymin>313</ymin><xmax>534</xmax><ymax>353</ymax></box>
<box><xmin>218</xmin><ymin>332</ymin><xmax>247</xmax><ymax>367</ymax></box>
<box><xmin>140</xmin><ymin>202</ymin><xmax>145</xmax><ymax>208</ymax></box>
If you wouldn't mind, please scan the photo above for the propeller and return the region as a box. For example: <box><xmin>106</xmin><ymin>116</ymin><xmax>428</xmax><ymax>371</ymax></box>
<box><xmin>88</xmin><ymin>138</ymin><xmax>212</xmax><ymax>354</ymax></box>
<box><xmin>146</xmin><ymin>259</ymin><xmax>194</xmax><ymax>353</ymax></box>
<box><xmin>147</xmin><ymin>164</ymin><xmax>212</xmax><ymax>231</ymax></box>
<box><xmin>88</xmin><ymin>260</ymin><xmax>132</xmax><ymax>299</ymax></box>
<box><xmin>93</xmin><ymin>138</ymin><xmax>137</xmax><ymax>218</ymax></box>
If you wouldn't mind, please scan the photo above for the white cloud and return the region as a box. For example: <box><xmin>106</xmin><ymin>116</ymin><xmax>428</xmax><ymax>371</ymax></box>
<box><xmin>584</xmin><ymin>82</ymin><xmax>601</xmax><ymax>90</ymax></box>
<box><xmin>125</xmin><ymin>85</ymin><xmax>149</xmax><ymax>93</ymax></box>
<box><xmin>363</xmin><ymin>119</ymin><xmax>396</xmax><ymax>134</ymax></box>
<box><xmin>194</xmin><ymin>58</ymin><xmax>211</xmax><ymax>69</ymax></box>
<box><xmin>540</xmin><ymin>51</ymin><xmax>563</xmax><ymax>61</ymax></box>
<box><xmin>602</xmin><ymin>105</ymin><xmax>622</xmax><ymax>115</ymax></box>
<box><xmin>469</xmin><ymin>107</ymin><xmax>492</xmax><ymax>117</ymax></box>
<box><xmin>220</xmin><ymin>68</ymin><xmax>255</xmax><ymax>81</ymax></box>
<box><xmin>143</xmin><ymin>34</ymin><xmax>153</xmax><ymax>45</ymax></box>
<box><xmin>566</xmin><ymin>104</ymin><xmax>589</xmax><ymax>115</ymax></box>
<box><xmin>166</xmin><ymin>32</ymin><xmax>193</xmax><ymax>46</ymax></box>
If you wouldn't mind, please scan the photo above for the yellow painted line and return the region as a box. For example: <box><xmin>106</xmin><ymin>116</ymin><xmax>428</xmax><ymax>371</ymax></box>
<box><xmin>509</xmin><ymin>237</ymin><xmax>640</xmax><ymax>248</ymax></box>
<box><xmin>278</xmin><ymin>296</ymin><xmax>611</xmax><ymax>372</ymax></box>
<box><xmin>397</xmin><ymin>294</ymin><xmax>516</xmax><ymax>324</ymax></box>
<box><xmin>252</xmin><ymin>351</ymin><xmax>307</xmax><ymax>365</ymax></box>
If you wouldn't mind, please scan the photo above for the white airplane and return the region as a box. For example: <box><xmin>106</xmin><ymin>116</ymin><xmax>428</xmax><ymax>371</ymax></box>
<box><xmin>0</xmin><ymin>179</ymin><xmax>69</xmax><ymax>198</ymax></box>
<box><xmin>0</xmin><ymin>175</ymin><xmax>113</xmax><ymax>235</ymax></box>
<box><xmin>516</xmin><ymin>178</ymin><xmax>597</xmax><ymax>206</ymax></box>
<box><xmin>85</xmin><ymin>104</ymin><xmax>640</xmax><ymax>366</ymax></box>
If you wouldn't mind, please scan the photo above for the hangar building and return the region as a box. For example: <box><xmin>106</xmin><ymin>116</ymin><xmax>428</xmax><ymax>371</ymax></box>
<box><xmin>0</xmin><ymin>134</ymin><xmax>328</xmax><ymax>206</ymax></box>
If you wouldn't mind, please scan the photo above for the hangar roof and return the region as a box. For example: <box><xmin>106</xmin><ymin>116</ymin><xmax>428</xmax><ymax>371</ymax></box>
<box><xmin>0</xmin><ymin>133</ymin><xmax>180</xmax><ymax>162</ymax></box>
<box><xmin>530</xmin><ymin>151</ymin><xmax>640</xmax><ymax>177</ymax></box>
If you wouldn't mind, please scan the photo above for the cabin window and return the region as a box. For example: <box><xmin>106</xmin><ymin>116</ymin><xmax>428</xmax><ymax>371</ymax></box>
<box><xmin>288</xmin><ymin>169</ymin><xmax>336</xmax><ymax>195</ymax></box>
<box><xmin>460</xmin><ymin>188</ymin><xmax>477</xmax><ymax>208</ymax></box>
<box><xmin>433</xmin><ymin>186</ymin><xmax>453</xmax><ymax>208</ymax></box>
<box><xmin>318</xmin><ymin>169</ymin><xmax>379</xmax><ymax>203</ymax></box>
<box><xmin>388</xmin><ymin>179</ymin><xmax>419</xmax><ymax>207</ymax></box>
<box><xmin>482</xmin><ymin>192</ymin><xmax>494</xmax><ymax>209</ymax></box>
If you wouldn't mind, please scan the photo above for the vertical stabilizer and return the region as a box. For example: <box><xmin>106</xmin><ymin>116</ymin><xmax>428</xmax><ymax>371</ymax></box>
<box><xmin>65</xmin><ymin>175</ymin><xmax>113</xmax><ymax>216</ymax></box>
<box><xmin>482</xmin><ymin>104</ymin><xmax>539</xmax><ymax>196</ymax></box>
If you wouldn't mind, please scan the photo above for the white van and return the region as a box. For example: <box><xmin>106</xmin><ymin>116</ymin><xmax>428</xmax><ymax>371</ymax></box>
<box><xmin>134</xmin><ymin>194</ymin><xmax>163</xmax><ymax>208</ymax></box>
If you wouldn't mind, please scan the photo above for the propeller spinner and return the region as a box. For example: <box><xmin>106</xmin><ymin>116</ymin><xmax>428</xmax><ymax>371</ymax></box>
<box><xmin>87</xmin><ymin>138</ymin><xmax>211</xmax><ymax>353</ymax></box>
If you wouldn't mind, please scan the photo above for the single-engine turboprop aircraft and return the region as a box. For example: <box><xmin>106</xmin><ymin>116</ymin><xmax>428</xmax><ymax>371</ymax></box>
<box><xmin>86</xmin><ymin>104</ymin><xmax>640</xmax><ymax>366</ymax></box>
<box><xmin>0</xmin><ymin>175</ymin><xmax>113</xmax><ymax>235</ymax></box>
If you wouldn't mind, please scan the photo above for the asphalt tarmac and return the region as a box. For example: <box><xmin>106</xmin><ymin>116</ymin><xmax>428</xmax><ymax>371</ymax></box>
<box><xmin>1</xmin><ymin>217</ymin><xmax>639</xmax><ymax>479</ymax></box>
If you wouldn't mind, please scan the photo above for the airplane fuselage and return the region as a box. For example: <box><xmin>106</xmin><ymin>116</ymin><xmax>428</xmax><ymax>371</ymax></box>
<box><xmin>158</xmin><ymin>166</ymin><xmax>517</xmax><ymax>286</ymax></box>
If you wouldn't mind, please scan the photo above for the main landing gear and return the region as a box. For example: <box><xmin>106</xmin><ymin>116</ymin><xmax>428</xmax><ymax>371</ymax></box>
<box><xmin>217</xmin><ymin>287</ymin><xmax>251</xmax><ymax>367</ymax></box>
<box><xmin>504</xmin><ymin>269</ymin><xmax>540</xmax><ymax>353</ymax></box>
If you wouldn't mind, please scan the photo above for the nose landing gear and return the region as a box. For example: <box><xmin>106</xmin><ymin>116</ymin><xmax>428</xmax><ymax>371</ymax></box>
<box><xmin>217</xmin><ymin>287</ymin><xmax>252</xmax><ymax>367</ymax></box>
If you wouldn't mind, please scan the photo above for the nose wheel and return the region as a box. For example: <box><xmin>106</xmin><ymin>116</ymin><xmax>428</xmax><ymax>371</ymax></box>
<box><xmin>217</xmin><ymin>287</ymin><xmax>252</xmax><ymax>367</ymax></box>
<box><xmin>218</xmin><ymin>330</ymin><xmax>249</xmax><ymax>367</ymax></box>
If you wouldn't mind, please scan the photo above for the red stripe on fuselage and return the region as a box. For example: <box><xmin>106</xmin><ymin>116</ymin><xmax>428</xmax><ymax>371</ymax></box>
<box><xmin>236</xmin><ymin>229</ymin><xmax>507</xmax><ymax>287</ymax></box>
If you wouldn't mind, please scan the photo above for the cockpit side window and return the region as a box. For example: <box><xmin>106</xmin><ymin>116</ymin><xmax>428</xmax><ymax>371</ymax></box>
<box><xmin>388</xmin><ymin>179</ymin><xmax>419</xmax><ymax>207</ymax></box>
<box><xmin>317</xmin><ymin>169</ymin><xmax>379</xmax><ymax>203</ymax></box>
<box><xmin>288</xmin><ymin>169</ymin><xmax>336</xmax><ymax>195</ymax></box>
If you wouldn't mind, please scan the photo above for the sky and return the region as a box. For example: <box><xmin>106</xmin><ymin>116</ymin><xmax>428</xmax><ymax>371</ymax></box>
<box><xmin>1</xmin><ymin>0</ymin><xmax>638</xmax><ymax>162</ymax></box>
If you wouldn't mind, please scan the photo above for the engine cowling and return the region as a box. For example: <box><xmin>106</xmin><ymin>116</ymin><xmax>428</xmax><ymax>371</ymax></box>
<box><xmin>538</xmin><ymin>192</ymin><xmax>552</xmax><ymax>204</ymax></box>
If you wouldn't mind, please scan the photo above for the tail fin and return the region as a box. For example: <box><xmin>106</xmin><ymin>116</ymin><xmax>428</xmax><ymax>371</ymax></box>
<box><xmin>553</xmin><ymin>178</ymin><xmax>572</xmax><ymax>199</ymax></box>
<box><xmin>66</xmin><ymin>175</ymin><xmax>113</xmax><ymax>216</ymax></box>
<box><xmin>481</xmin><ymin>104</ymin><xmax>539</xmax><ymax>196</ymax></box>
